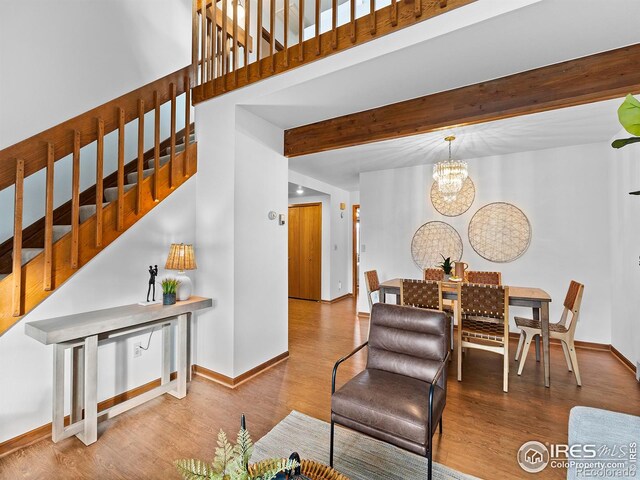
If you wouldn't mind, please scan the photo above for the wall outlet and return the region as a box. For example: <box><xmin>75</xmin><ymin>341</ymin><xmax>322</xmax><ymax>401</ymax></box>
<box><xmin>134</xmin><ymin>342</ymin><xmax>142</xmax><ymax>358</ymax></box>
<box><xmin>338</xmin><ymin>281</ymin><xmax>342</xmax><ymax>290</ymax></box>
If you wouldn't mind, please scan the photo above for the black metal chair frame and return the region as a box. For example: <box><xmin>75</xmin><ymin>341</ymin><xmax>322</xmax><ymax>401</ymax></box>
<box><xmin>330</xmin><ymin>342</ymin><xmax>449</xmax><ymax>480</ymax></box>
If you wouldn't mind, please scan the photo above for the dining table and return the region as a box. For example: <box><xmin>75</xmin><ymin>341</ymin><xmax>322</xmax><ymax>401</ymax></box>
<box><xmin>378</xmin><ymin>278</ymin><xmax>553</xmax><ymax>387</ymax></box>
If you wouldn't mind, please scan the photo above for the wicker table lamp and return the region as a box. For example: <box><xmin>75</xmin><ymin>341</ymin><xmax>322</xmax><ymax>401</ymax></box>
<box><xmin>165</xmin><ymin>243</ymin><xmax>197</xmax><ymax>301</ymax></box>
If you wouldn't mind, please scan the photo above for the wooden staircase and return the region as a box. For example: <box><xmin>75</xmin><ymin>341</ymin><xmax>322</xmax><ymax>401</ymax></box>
<box><xmin>0</xmin><ymin>66</ymin><xmax>197</xmax><ymax>335</ymax></box>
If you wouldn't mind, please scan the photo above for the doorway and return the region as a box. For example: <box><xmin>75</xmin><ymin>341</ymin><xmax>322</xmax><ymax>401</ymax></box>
<box><xmin>288</xmin><ymin>202</ymin><xmax>322</xmax><ymax>301</ymax></box>
<box><xmin>352</xmin><ymin>204</ymin><xmax>360</xmax><ymax>298</ymax></box>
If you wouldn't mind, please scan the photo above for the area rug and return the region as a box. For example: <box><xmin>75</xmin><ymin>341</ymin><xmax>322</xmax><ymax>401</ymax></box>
<box><xmin>253</xmin><ymin>411</ymin><xmax>480</xmax><ymax>480</ymax></box>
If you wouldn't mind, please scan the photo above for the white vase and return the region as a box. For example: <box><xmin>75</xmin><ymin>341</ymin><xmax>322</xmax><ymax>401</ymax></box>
<box><xmin>175</xmin><ymin>272</ymin><xmax>193</xmax><ymax>301</ymax></box>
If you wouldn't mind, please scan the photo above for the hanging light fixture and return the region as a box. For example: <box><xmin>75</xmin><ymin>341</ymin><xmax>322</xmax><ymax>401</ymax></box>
<box><xmin>432</xmin><ymin>135</ymin><xmax>468</xmax><ymax>202</ymax></box>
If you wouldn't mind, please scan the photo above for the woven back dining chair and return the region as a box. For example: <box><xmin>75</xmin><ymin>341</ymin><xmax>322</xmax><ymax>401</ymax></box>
<box><xmin>457</xmin><ymin>283</ymin><xmax>510</xmax><ymax>392</ymax></box>
<box><xmin>401</xmin><ymin>279</ymin><xmax>442</xmax><ymax>311</ymax></box>
<box><xmin>423</xmin><ymin>268</ymin><xmax>443</xmax><ymax>282</ymax></box>
<box><xmin>466</xmin><ymin>270</ymin><xmax>502</xmax><ymax>285</ymax></box>
<box><xmin>515</xmin><ymin>280</ymin><xmax>585</xmax><ymax>385</ymax></box>
<box><xmin>402</xmin><ymin>279</ymin><xmax>455</xmax><ymax>352</ymax></box>
<box><xmin>364</xmin><ymin>270</ymin><xmax>380</xmax><ymax>311</ymax></box>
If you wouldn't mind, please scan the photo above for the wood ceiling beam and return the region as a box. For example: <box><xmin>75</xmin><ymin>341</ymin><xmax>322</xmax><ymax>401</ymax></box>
<box><xmin>284</xmin><ymin>43</ymin><xmax>640</xmax><ymax>157</ymax></box>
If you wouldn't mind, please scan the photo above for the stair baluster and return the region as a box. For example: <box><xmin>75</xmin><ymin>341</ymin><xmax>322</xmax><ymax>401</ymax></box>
<box><xmin>222</xmin><ymin>0</ymin><xmax>228</xmax><ymax>89</ymax></box>
<box><xmin>117</xmin><ymin>108</ymin><xmax>125</xmax><ymax>231</ymax></box>
<box><xmin>170</xmin><ymin>83</ymin><xmax>177</xmax><ymax>189</ymax></box>
<box><xmin>233</xmin><ymin>0</ymin><xmax>239</xmax><ymax>84</ymax></box>
<box><xmin>137</xmin><ymin>99</ymin><xmax>145</xmax><ymax>214</ymax></box>
<box><xmin>12</xmin><ymin>159</ymin><xmax>24</xmax><ymax>316</ymax></box>
<box><xmin>184</xmin><ymin>75</ymin><xmax>191</xmax><ymax>178</ymax></box>
<box><xmin>298</xmin><ymin>0</ymin><xmax>304</xmax><ymax>61</ymax></box>
<box><xmin>270</xmin><ymin>0</ymin><xmax>276</xmax><ymax>71</ymax></box>
<box><xmin>315</xmin><ymin>0</ymin><xmax>320</xmax><ymax>55</ymax></box>
<box><xmin>284</xmin><ymin>0</ymin><xmax>289</xmax><ymax>66</ymax></box>
<box><xmin>96</xmin><ymin>118</ymin><xmax>105</xmax><ymax>247</ymax></box>
<box><xmin>257</xmin><ymin>0</ymin><xmax>263</xmax><ymax>76</ymax></box>
<box><xmin>201</xmin><ymin>0</ymin><xmax>207</xmax><ymax>86</ymax></box>
<box><xmin>370</xmin><ymin>0</ymin><xmax>376</xmax><ymax>34</ymax></box>
<box><xmin>154</xmin><ymin>91</ymin><xmax>160</xmax><ymax>201</ymax></box>
<box><xmin>44</xmin><ymin>143</ymin><xmax>54</xmax><ymax>290</ymax></box>
<box><xmin>245</xmin><ymin>0</ymin><xmax>250</xmax><ymax>79</ymax></box>
<box><xmin>71</xmin><ymin>130</ymin><xmax>81</xmax><ymax>269</ymax></box>
<box><xmin>331</xmin><ymin>0</ymin><xmax>337</xmax><ymax>49</ymax></box>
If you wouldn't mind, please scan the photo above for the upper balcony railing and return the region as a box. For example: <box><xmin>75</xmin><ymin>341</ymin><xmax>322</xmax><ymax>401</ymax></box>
<box><xmin>191</xmin><ymin>0</ymin><xmax>475</xmax><ymax>102</ymax></box>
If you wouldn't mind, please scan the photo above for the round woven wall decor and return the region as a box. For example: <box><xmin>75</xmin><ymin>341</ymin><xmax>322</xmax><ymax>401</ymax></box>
<box><xmin>430</xmin><ymin>177</ymin><xmax>475</xmax><ymax>217</ymax></box>
<box><xmin>411</xmin><ymin>221</ymin><xmax>463</xmax><ymax>270</ymax></box>
<box><xmin>468</xmin><ymin>202</ymin><xmax>531</xmax><ymax>263</ymax></box>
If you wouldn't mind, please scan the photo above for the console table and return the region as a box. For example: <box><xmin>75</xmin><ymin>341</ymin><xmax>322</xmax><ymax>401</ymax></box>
<box><xmin>25</xmin><ymin>296</ymin><xmax>212</xmax><ymax>446</ymax></box>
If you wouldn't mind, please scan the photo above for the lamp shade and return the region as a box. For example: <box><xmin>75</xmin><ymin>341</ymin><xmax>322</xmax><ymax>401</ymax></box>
<box><xmin>165</xmin><ymin>244</ymin><xmax>197</xmax><ymax>271</ymax></box>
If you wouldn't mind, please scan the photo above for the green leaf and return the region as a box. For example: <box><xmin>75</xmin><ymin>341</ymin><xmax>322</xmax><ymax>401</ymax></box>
<box><xmin>611</xmin><ymin>137</ymin><xmax>640</xmax><ymax>149</ymax></box>
<box><xmin>618</xmin><ymin>94</ymin><xmax>640</xmax><ymax>136</ymax></box>
<box><xmin>213</xmin><ymin>429</ymin><xmax>236</xmax><ymax>474</ymax></box>
<box><xmin>174</xmin><ymin>459</ymin><xmax>220</xmax><ymax>480</ymax></box>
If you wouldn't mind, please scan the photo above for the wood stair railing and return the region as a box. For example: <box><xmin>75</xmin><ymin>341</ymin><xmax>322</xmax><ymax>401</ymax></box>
<box><xmin>0</xmin><ymin>66</ymin><xmax>197</xmax><ymax>335</ymax></box>
<box><xmin>191</xmin><ymin>0</ymin><xmax>476</xmax><ymax>103</ymax></box>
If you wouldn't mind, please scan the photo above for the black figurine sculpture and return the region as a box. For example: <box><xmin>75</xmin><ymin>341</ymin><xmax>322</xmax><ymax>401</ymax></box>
<box><xmin>146</xmin><ymin>265</ymin><xmax>158</xmax><ymax>302</ymax></box>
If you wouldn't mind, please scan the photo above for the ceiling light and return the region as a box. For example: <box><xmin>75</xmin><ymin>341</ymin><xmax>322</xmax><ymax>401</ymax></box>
<box><xmin>432</xmin><ymin>136</ymin><xmax>468</xmax><ymax>202</ymax></box>
<box><xmin>296</xmin><ymin>186</ymin><xmax>304</xmax><ymax>194</ymax></box>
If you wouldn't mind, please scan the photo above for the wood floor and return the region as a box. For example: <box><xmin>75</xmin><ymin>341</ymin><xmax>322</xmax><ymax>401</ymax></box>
<box><xmin>1</xmin><ymin>298</ymin><xmax>639</xmax><ymax>479</ymax></box>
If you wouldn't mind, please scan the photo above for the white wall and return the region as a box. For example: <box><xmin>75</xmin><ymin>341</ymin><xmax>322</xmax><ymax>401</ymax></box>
<box><xmin>288</xmin><ymin>195</ymin><xmax>332</xmax><ymax>301</ymax></box>
<box><xmin>610</xmin><ymin>142</ymin><xmax>640</xmax><ymax>367</ymax></box>
<box><xmin>0</xmin><ymin>178</ymin><xmax>197</xmax><ymax>443</ymax></box>
<box><xmin>359</xmin><ymin>142</ymin><xmax>614</xmax><ymax>345</ymax></box>
<box><xmin>234</xmin><ymin>108</ymin><xmax>288</xmax><ymax>375</ymax></box>
<box><xmin>194</xmin><ymin>102</ymin><xmax>288</xmax><ymax>378</ymax></box>
<box><xmin>289</xmin><ymin>171</ymin><xmax>353</xmax><ymax>300</ymax></box>
<box><xmin>0</xmin><ymin>0</ymin><xmax>191</xmax><ymax>149</ymax></box>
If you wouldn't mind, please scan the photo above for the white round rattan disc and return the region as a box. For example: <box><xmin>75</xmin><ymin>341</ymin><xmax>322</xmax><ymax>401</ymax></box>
<box><xmin>468</xmin><ymin>202</ymin><xmax>531</xmax><ymax>263</ymax></box>
<box><xmin>411</xmin><ymin>221</ymin><xmax>463</xmax><ymax>269</ymax></box>
<box><xmin>430</xmin><ymin>177</ymin><xmax>475</xmax><ymax>217</ymax></box>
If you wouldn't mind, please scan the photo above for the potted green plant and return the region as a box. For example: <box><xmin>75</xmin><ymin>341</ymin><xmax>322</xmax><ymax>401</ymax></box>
<box><xmin>175</xmin><ymin>426</ymin><xmax>298</xmax><ymax>480</ymax></box>
<box><xmin>161</xmin><ymin>277</ymin><xmax>180</xmax><ymax>305</ymax></box>
<box><xmin>438</xmin><ymin>255</ymin><xmax>454</xmax><ymax>281</ymax></box>
<box><xmin>612</xmin><ymin>94</ymin><xmax>640</xmax><ymax>149</ymax></box>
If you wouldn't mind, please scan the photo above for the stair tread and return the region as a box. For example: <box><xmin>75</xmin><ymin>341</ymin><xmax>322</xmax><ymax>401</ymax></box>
<box><xmin>53</xmin><ymin>225</ymin><xmax>72</xmax><ymax>242</ymax></box>
<box><xmin>148</xmin><ymin>153</ymin><xmax>171</xmax><ymax>169</ymax></box>
<box><xmin>80</xmin><ymin>203</ymin><xmax>110</xmax><ymax>223</ymax></box>
<box><xmin>11</xmin><ymin>247</ymin><xmax>45</xmax><ymax>266</ymax></box>
<box><xmin>104</xmin><ymin>183</ymin><xmax>135</xmax><ymax>202</ymax></box>
<box><xmin>126</xmin><ymin>168</ymin><xmax>155</xmax><ymax>185</ymax></box>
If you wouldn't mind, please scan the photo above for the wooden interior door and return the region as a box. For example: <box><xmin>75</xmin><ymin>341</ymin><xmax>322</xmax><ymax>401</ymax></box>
<box><xmin>288</xmin><ymin>206</ymin><xmax>301</xmax><ymax>298</ymax></box>
<box><xmin>288</xmin><ymin>203</ymin><xmax>322</xmax><ymax>301</ymax></box>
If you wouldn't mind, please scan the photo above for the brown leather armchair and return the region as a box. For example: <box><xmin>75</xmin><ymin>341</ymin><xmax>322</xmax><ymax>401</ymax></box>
<box><xmin>330</xmin><ymin>303</ymin><xmax>450</xmax><ymax>479</ymax></box>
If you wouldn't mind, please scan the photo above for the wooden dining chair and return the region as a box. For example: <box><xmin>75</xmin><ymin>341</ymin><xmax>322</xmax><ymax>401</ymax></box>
<box><xmin>423</xmin><ymin>268</ymin><xmax>443</xmax><ymax>282</ymax></box>
<box><xmin>515</xmin><ymin>280</ymin><xmax>585</xmax><ymax>386</ymax></box>
<box><xmin>364</xmin><ymin>270</ymin><xmax>380</xmax><ymax>311</ymax></box>
<box><xmin>466</xmin><ymin>271</ymin><xmax>502</xmax><ymax>285</ymax></box>
<box><xmin>457</xmin><ymin>283</ymin><xmax>510</xmax><ymax>392</ymax></box>
<box><xmin>402</xmin><ymin>279</ymin><xmax>454</xmax><ymax>352</ymax></box>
